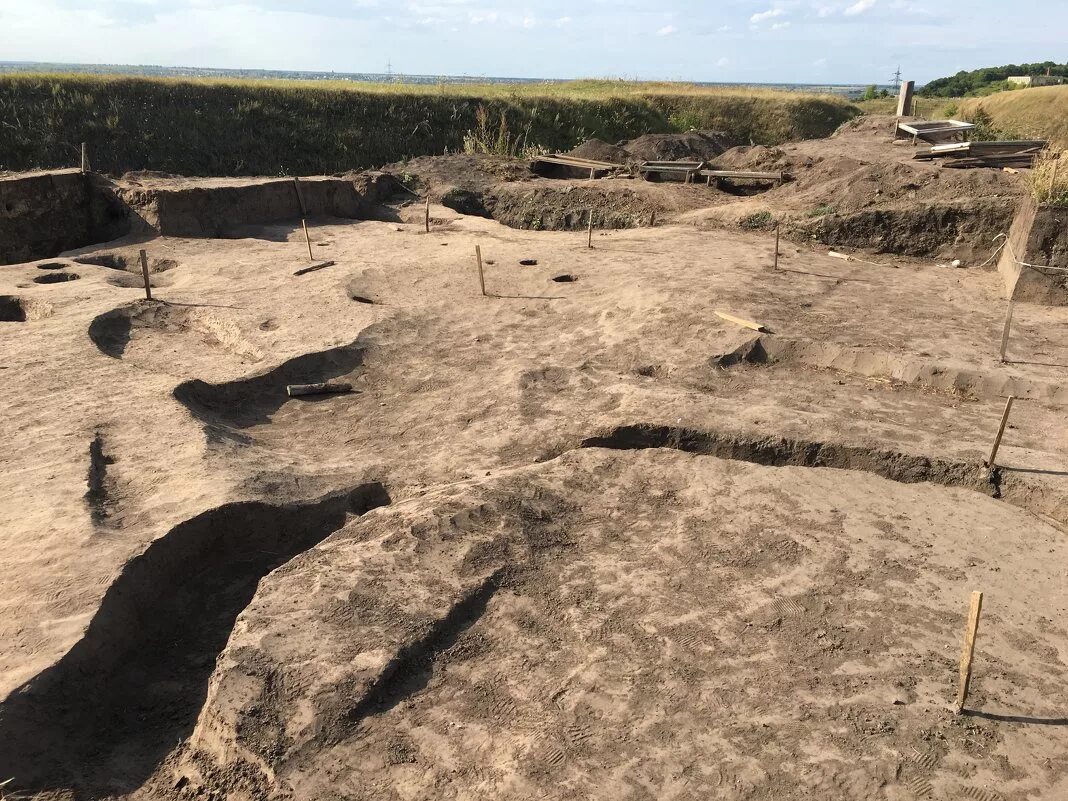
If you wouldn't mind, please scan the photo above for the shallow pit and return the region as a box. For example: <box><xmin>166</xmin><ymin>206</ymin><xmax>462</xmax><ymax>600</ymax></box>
<box><xmin>0</xmin><ymin>296</ymin><xmax>54</xmax><ymax>322</ymax></box>
<box><xmin>74</xmin><ymin>253</ymin><xmax>180</xmax><ymax>274</ymax></box>
<box><xmin>33</xmin><ymin>272</ymin><xmax>80</xmax><ymax>285</ymax></box>
<box><xmin>36</xmin><ymin>262</ymin><xmax>69</xmax><ymax>270</ymax></box>
<box><xmin>551</xmin><ymin>274</ymin><xmax>577</xmax><ymax>283</ymax></box>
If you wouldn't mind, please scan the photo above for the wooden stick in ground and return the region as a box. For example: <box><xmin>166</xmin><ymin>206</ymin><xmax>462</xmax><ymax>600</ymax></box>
<box><xmin>587</xmin><ymin>210</ymin><xmax>594</xmax><ymax>249</ymax></box>
<box><xmin>986</xmin><ymin>395</ymin><xmax>1014</xmax><ymax>470</ymax></box>
<box><xmin>714</xmin><ymin>310</ymin><xmax>767</xmax><ymax>332</ymax></box>
<box><xmin>475</xmin><ymin>244</ymin><xmax>487</xmax><ymax>296</ymax></box>
<box><xmin>81</xmin><ymin>142</ymin><xmax>89</xmax><ymax>174</ymax></box>
<box><xmin>774</xmin><ymin>221</ymin><xmax>781</xmax><ymax>270</ymax></box>
<box><xmin>999</xmin><ymin>297</ymin><xmax>1015</xmax><ymax>362</ymax></box>
<box><xmin>425</xmin><ymin>196</ymin><xmax>431</xmax><ymax>233</ymax></box>
<box><xmin>138</xmin><ymin>249</ymin><xmax>152</xmax><ymax>301</ymax></box>
<box><xmin>301</xmin><ymin>219</ymin><xmax>314</xmax><ymax>261</ymax></box>
<box><xmin>292</xmin><ymin>176</ymin><xmax>308</xmax><ymax>217</ymax></box>
<box><xmin>956</xmin><ymin>590</ymin><xmax>984</xmax><ymax>712</ymax></box>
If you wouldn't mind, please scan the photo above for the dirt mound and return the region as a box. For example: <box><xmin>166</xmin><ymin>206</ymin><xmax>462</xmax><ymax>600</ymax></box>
<box><xmin>714</xmin><ymin>145</ymin><xmax>790</xmax><ymax>172</ymax></box>
<box><xmin>381</xmin><ymin>154</ymin><xmax>535</xmax><ymax>199</ymax></box>
<box><xmin>567</xmin><ymin>138</ymin><xmax>631</xmax><ymax>164</ymax></box>
<box><xmin>623</xmin><ymin>130</ymin><xmax>731</xmax><ymax>162</ymax></box>
<box><xmin>486</xmin><ymin>180</ymin><xmax>722</xmax><ymax>230</ymax></box>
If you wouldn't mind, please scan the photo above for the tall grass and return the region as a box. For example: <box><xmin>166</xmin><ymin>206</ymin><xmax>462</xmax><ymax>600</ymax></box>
<box><xmin>0</xmin><ymin>73</ymin><xmax>858</xmax><ymax>176</ymax></box>
<box><xmin>1030</xmin><ymin>150</ymin><xmax>1068</xmax><ymax>207</ymax></box>
<box><xmin>959</xmin><ymin>85</ymin><xmax>1068</xmax><ymax>150</ymax></box>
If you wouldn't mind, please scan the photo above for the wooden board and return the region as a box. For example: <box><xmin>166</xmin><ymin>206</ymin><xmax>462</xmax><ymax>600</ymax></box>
<box><xmin>714</xmin><ymin>310</ymin><xmax>767</xmax><ymax>332</ymax></box>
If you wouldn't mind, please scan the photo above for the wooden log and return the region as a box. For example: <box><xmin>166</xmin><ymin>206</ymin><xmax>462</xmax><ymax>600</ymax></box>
<box><xmin>286</xmin><ymin>381</ymin><xmax>353</xmax><ymax>397</ymax></box>
<box><xmin>956</xmin><ymin>591</ymin><xmax>984</xmax><ymax>712</ymax></box>
<box><xmin>475</xmin><ymin>244</ymin><xmax>486</xmax><ymax>296</ymax></box>
<box><xmin>896</xmin><ymin>80</ymin><xmax>915</xmax><ymax>117</ymax></box>
<box><xmin>714</xmin><ymin>310</ymin><xmax>767</xmax><ymax>332</ymax></box>
<box><xmin>828</xmin><ymin>251</ymin><xmax>852</xmax><ymax>261</ymax></box>
<box><xmin>985</xmin><ymin>396</ymin><xmax>1014</xmax><ymax>470</ymax></box>
<box><xmin>293</xmin><ymin>260</ymin><xmax>336</xmax><ymax>276</ymax></box>
<box><xmin>301</xmin><ymin>219</ymin><xmax>314</xmax><ymax>261</ymax></box>
<box><xmin>999</xmin><ymin>298</ymin><xmax>1015</xmax><ymax>362</ymax></box>
<box><xmin>139</xmin><ymin>249</ymin><xmax>152</xmax><ymax>301</ymax></box>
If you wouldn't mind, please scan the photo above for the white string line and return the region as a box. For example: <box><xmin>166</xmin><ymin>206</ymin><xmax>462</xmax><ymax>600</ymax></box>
<box><xmin>984</xmin><ymin>233</ymin><xmax>1068</xmax><ymax>274</ymax></box>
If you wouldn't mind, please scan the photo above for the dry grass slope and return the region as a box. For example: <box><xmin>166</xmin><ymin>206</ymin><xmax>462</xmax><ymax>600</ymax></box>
<box><xmin>960</xmin><ymin>85</ymin><xmax>1068</xmax><ymax>149</ymax></box>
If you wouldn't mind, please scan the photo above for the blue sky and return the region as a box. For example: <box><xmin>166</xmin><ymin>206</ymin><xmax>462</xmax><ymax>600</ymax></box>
<box><xmin>1</xmin><ymin>0</ymin><xmax>1065</xmax><ymax>84</ymax></box>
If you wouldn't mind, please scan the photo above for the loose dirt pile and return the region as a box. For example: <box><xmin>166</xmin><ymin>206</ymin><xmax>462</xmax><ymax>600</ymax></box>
<box><xmin>622</xmin><ymin>129</ymin><xmax>732</xmax><ymax>161</ymax></box>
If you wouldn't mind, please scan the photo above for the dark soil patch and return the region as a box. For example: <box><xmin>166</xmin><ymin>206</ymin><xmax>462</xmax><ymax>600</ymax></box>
<box><xmin>623</xmin><ymin>131</ymin><xmax>732</xmax><ymax>162</ymax></box>
<box><xmin>552</xmin><ymin>274</ymin><xmax>577</xmax><ymax>283</ymax></box>
<box><xmin>36</xmin><ymin>262</ymin><xmax>69</xmax><ymax>270</ymax></box>
<box><xmin>568</xmin><ymin>138</ymin><xmax>632</xmax><ymax>165</ymax></box>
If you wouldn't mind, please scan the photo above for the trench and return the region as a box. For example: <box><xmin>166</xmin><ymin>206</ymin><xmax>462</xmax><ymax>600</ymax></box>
<box><xmin>0</xmin><ymin>483</ymin><xmax>391</xmax><ymax>798</ymax></box>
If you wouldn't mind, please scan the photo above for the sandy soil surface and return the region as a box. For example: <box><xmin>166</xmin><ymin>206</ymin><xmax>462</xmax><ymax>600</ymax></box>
<box><xmin>1</xmin><ymin>123</ymin><xmax>1067</xmax><ymax>801</ymax></box>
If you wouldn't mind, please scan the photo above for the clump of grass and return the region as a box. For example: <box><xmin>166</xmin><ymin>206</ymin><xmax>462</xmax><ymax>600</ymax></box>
<box><xmin>805</xmin><ymin>204</ymin><xmax>835</xmax><ymax>218</ymax></box>
<box><xmin>1030</xmin><ymin>150</ymin><xmax>1068</xmax><ymax>206</ymax></box>
<box><xmin>739</xmin><ymin>210</ymin><xmax>775</xmax><ymax>230</ymax></box>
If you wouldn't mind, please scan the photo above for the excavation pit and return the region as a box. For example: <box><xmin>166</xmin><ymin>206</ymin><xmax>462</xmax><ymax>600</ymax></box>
<box><xmin>32</xmin><ymin>272</ymin><xmax>80</xmax><ymax>284</ymax></box>
<box><xmin>0</xmin><ymin>295</ymin><xmax>53</xmax><ymax>321</ymax></box>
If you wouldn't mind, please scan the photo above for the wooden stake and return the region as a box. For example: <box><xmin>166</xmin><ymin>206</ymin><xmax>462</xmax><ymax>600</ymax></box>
<box><xmin>425</xmin><ymin>196</ymin><xmax>431</xmax><ymax>233</ymax></box>
<box><xmin>80</xmin><ymin>142</ymin><xmax>89</xmax><ymax>174</ymax></box>
<box><xmin>985</xmin><ymin>395</ymin><xmax>1014</xmax><ymax>470</ymax></box>
<box><xmin>956</xmin><ymin>591</ymin><xmax>984</xmax><ymax>712</ymax></box>
<box><xmin>138</xmin><ymin>249</ymin><xmax>152</xmax><ymax>301</ymax></box>
<box><xmin>714</xmin><ymin>310</ymin><xmax>767</xmax><ymax>332</ymax></box>
<box><xmin>292</xmin><ymin>176</ymin><xmax>308</xmax><ymax>217</ymax></box>
<box><xmin>650</xmin><ymin>209</ymin><xmax>656</xmax><ymax>227</ymax></box>
<box><xmin>589</xmin><ymin>167</ymin><xmax>595</xmax><ymax>180</ymax></box>
<box><xmin>773</xmin><ymin>221</ymin><xmax>781</xmax><ymax>270</ymax></box>
<box><xmin>999</xmin><ymin>297</ymin><xmax>1015</xmax><ymax>362</ymax></box>
<box><xmin>587</xmin><ymin>211</ymin><xmax>594</xmax><ymax>249</ymax></box>
<box><xmin>301</xmin><ymin>219</ymin><xmax>315</xmax><ymax>261</ymax></box>
<box><xmin>475</xmin><ymin>244</ymin><xmax>486</xmax><ymax>296</ymax></box>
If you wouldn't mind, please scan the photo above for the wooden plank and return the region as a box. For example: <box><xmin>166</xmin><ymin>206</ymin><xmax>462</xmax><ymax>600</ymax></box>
<box><xmin>714</xmin><ymin>310</ymin><xmax>767</xmax><ymax>332</ymax></box>
<box><xmin>896</xmin><ymin>80</ymin><xmax>915</xmax><ymax>117</ymax></box>
<box><xmin>956</xmin><ymin>591</ymin><xmax>984</xmax><ymax>712</ymax></box>
<box><xmin>535</xmin><ymin>154</ymin><xmax>618</xmax><ymax>170</ymax></box>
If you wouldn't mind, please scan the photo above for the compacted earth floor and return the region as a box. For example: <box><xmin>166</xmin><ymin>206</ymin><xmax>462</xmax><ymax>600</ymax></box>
<box><xmin>1</xmin><ymin>184</ymin><xmax>1068</xmax><ymax>801</ymax></box>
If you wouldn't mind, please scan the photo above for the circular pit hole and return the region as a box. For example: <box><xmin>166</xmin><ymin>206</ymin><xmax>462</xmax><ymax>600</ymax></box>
<box><xmin>551</xmin><ymin>274</ymin><xmax>577</xmax><ymax>283</ymax></box>
<box><xmin>37</xmin><ymin>262</ymin><xmax>68</xmax><ymax>270</ymax></box>
<box><xmin>33</xmin><ymin>272</ymin><xmax>80</xmax><ymax>284</ymax></box>
<box><xmin>519</xmin><ymin>259</ymin><xmax>538</xmax><ymax>266</ymax></box>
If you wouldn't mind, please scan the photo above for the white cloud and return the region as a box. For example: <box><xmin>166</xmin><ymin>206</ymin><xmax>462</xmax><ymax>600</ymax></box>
<box><xmin>554</xmin><ymin>16</ymin><xmax>571</xmax><ymax>27</ymax></box>
<box><xmin>814</xmin><ymin>57</ymin><xmax>827</xmax><ymax>65</ymax></box>
<box><xmin>844</xmin><ymin>0</ymin><xmax>877</xmax><ymax>15</ymax></box>
<box><xmin>522</xmin><ymin>16</ymin><xmax>537</xmax><ymax>29</ymax></box>
<box><xmin>750</xmin><ymin>8</ymin><xmax>785</xmax><ymax>23</ymax></box>
<box><xmin>656</xmin><ymin>24</ymin><xmax>676</xmax><ymax>36</ymax></box>
<box><xmin>716</xmin><ymin>56</ymin><xmax>729</xmax><ymax>67</ymax></box>
<box><xmin>717</xmin><ymin>24</ymin><xmax>732</xmax><ymax>31</ymax></box>
<box><xmin>772</xmin><ymin>20</ymin><xmax>791</xmax><ymax>28</ymax></box>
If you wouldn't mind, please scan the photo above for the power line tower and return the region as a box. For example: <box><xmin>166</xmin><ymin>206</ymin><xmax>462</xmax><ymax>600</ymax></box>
<box><xmin>891</xmin><ymin>66</ymin><xmax>902</xmax><ymax>92</ymax></box>
<box><xmin>386</xmin><ymin>60</ymin><xmax>393</xmax><ymax>82</ymax></box>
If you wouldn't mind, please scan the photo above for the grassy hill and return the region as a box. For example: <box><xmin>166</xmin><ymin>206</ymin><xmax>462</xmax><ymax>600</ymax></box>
<box><xmin>959</xmin><ymin>85</ymin><xmax>1068</xmax><ymax>149</ymax></box>
<box><xmin>0</xmin><ymin>73</ymin><xmax>859</xmax><ymax>177</ymax></box>
<box><xmin>920</xmin><ymin>62</ymin><xmax>1067</xmax><ymax>97</ymax></box>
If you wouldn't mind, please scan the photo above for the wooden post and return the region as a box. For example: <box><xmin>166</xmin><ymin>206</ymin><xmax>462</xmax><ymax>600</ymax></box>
<box><xmin>139</xmin><ymin>249</ymin><xmax>152</xmax><ymax>301</ymax></box>
<box><xmin>896</xmin><ymin>80</ymin><xmax>915</xmax><ymax>117</ymax></box>
<box><xmin>475</xmin><ymin>244</ymin><xmax>486</xmax><ymax>296</ymax></box>
<box><xmin>773</xmin><ymin>220</ymin><xmax>781</xmax><ymax>270</ymax></box>
<box><xmin>301</xmin><ymin>219</ymin><xmax>314</xmax><ymax>261</ymax></box>
<box><xmin>425</xmin><ymin>196</ymin><xmax>431</xmax><ymax>233</ymax></box>
<box><xmin>80</xmin><ymin>142</ymin><xmax>89</xmax><ymax>174</ymax></box>
<box><xmin>292</xmin><ymin>176</ymin><xmax>308</xmax><ymax>217</ymax></box>
<box><xmin>587</xmin><ymin>210</ymin><xmax>594</xmax><ymax>249</ymax></box>
<box><xmin>589</xmin><ymin>167</ymin><xmax>595</xmax><ymax>180</ymax></box>
<box><xmin>985</xmin><ymin>395</ymin><xmax>1014</xmax><ymax>470</ymax></box>
<box><xmin>956</xmin><ymin>591</ymin><xmax>984</xmax><ymax>712</ymax></box>
<box><xmin>999</xmin><ymin>297</ymin><xmax>1015</xmax><ymax>362</ymax></box>
<box><xmin>650</xmin><ymin>209</ymin><xmax>656</xmax><ymax>227</ymax></box>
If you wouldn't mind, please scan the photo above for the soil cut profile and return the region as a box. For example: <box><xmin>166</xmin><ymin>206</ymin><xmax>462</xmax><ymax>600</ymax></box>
<box><xmin>2</xmin><ymin>114</ymin><xmax>1068</xmax><ymax>801</ymax></box>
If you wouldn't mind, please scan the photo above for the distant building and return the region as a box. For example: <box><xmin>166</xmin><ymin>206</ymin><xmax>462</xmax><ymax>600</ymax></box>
<box><xmin>1007</xmin><ymin>75</ymin><xmax>1065</xmax><ymax>87</ymax></box>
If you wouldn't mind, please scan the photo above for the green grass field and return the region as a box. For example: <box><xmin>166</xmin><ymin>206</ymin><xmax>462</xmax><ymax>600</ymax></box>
<box><xmin>0</xmin><ymin>73</ymin><xmax>859</xmax><ymax>177</ymax></box>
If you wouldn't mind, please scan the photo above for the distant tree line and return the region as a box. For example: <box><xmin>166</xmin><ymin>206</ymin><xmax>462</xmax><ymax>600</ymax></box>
<box><xmin>920</xmin><ymin>62</ymin><xmax>1068</xmax><ymax>97</ymax></box>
